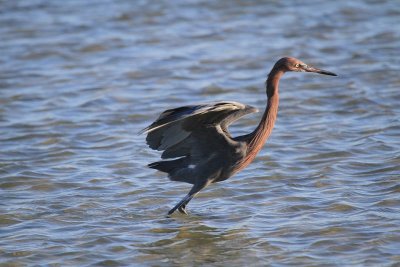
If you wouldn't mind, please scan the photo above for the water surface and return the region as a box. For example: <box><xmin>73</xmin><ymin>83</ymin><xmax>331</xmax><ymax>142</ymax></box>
<box><xmin>1</xmin><ymin>0</ymin><xmax>400</xmax><ymax>266</ymax></box>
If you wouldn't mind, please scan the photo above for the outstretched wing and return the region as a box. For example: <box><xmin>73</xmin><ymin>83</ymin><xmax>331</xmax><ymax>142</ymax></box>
<box><xmin>142</xmin><ymin>101</ymin><xmax>258</xmax><ymax>184</ymax></box>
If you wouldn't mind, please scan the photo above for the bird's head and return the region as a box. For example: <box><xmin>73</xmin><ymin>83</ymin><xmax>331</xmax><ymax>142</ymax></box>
<box><xmin>275</xmin><ymin>57</ymin><xmax>337</xmax><ymax>76</ymax></box>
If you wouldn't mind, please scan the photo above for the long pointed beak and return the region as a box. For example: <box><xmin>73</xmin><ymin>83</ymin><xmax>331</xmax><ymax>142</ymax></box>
<box><xmin>305</xmin><ymin>66</ymin><xmax>337</xmax><ymax>76</ymax></box>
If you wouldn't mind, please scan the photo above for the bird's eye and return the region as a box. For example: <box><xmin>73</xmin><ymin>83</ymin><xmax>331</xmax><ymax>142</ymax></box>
<box><xmin>295</xmin><ymin>64</ymin><xmax>300</xmax><ymax>68</ymax></box>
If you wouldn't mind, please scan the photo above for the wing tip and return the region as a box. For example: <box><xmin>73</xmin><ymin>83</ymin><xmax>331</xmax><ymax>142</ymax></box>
<box><xmin>138</xmin><ymin>122</ymin><xmax>164</xmax><ymax>135</ymax></box>
<box><xmin>138</xmin><ymin>127</ymin><xmax>150</xmax><ymax>135</ymax></box>
<box><xmin>246</xmin><ymin>105</ymin><xmax>259</xmax><ymax>113</ymax></box>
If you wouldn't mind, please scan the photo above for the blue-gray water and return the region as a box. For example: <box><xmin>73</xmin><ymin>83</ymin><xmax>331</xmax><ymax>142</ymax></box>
<box><xmin>1</xmin><ymin>0</ymin><xmax>399</xmax><ymax>266</ymax></box>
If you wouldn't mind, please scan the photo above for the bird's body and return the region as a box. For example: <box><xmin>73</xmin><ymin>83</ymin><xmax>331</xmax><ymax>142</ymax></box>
<box><xmin>142</xmin><ymin>57</ymin><xmax>336</xmax><ymax>215</ymax></box>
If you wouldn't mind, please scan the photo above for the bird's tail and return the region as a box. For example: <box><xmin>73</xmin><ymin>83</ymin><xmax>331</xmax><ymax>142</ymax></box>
<box><xmin>148</xmin><ymin>157</ymin><xmax>194</xmax><ymax>184</ymax></box>
<box><xmin>148</xmin><ymin>160</ymin><xmax>180</xmax><ymax>173</ymax></box>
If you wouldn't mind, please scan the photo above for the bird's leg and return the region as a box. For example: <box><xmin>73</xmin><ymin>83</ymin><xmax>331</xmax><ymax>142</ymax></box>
<box><xmin>168</xmin><ymin>193</ymin><xmax>193</xmax><ymax>215</ymax></box>
<box><xmin>168</xmin><ymin>181</ymin><xmax>209</xmax><ymax>215</ymax></box>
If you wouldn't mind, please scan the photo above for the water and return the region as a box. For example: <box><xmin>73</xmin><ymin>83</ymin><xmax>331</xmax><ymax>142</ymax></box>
<box><xmin>1</xmin><ymin>0</ymin><xmax>399</xmax><ymax>266</ymax></box>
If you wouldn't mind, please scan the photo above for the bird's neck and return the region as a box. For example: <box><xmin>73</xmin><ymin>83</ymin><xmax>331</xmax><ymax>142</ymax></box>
<box><xmin>231</xmin><ymin>68</ymin><xmax>283</xmax><ymax>175</ymax></box>
<box><xmin>247</xmin><ymin>69</ymin><xmax>283</xmax><ymax>156</ymax></box>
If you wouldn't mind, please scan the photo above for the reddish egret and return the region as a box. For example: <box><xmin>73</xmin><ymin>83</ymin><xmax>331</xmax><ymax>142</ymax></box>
<box><xmin>142</xmin><ymin>57</ymin><xmax>337</xmax><ymax>215</ymax></box>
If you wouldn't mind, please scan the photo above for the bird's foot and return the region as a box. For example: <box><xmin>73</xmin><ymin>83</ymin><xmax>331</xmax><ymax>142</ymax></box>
<box><xmin>167</xmin><ymin>204</ymin><xmax>188</xmax><ymax>216</ymax></box>
<box><xmin>178</xmin><ymin>204</ymin><xmax>188</xmax><ymax>215</ymax></box>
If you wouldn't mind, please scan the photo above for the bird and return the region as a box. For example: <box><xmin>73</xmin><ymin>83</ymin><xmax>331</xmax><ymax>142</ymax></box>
<box><xmin>141</xmin><ymin>57</ymin><xmax>337</xmax><ymax>215</ymax></box>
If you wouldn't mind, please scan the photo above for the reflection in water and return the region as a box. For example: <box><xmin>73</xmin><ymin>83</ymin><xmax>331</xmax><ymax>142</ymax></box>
<box><xmin>138</xmin><ymin>220</ymin><xmax>258</xmax><ymax>266</ymax></box>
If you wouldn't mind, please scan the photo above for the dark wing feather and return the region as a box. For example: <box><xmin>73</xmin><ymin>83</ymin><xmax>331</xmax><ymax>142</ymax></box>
<box><xmin>142</xmin><ymin>101</ymin><xmax>258</xmax><ymax>183</ymax></box>
<box><xmin>143</xmin><ymin>101</ymin><xmax>257</xmax><ymax>151</ymax></box>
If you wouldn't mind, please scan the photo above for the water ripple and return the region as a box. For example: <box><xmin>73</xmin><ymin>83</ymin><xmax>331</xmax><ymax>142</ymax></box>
<box><xmin>1</xmin><ymin>0</ymin><xmax>400</xmax><ymax>266</ymax></box>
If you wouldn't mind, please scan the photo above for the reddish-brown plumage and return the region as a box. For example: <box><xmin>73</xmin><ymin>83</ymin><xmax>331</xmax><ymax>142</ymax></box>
<box><xmin>233</xmin><ymin>69</ymin><xmax>283</xmax><ymax>174</ymax></box>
